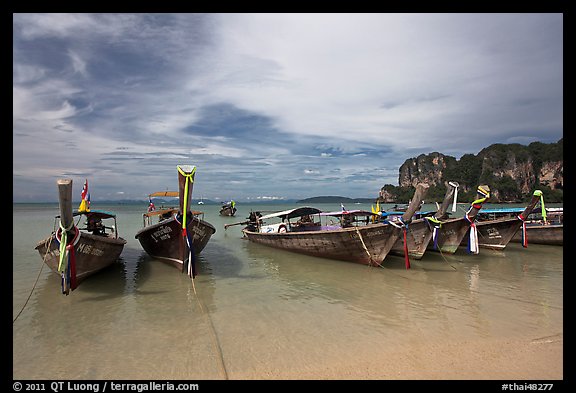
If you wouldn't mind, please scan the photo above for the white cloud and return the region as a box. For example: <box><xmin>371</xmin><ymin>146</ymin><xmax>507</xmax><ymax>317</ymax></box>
<box><xmin>12</xmin><ymin>13</ymin><xmax>563</xmax><ymax>202</ymax></box>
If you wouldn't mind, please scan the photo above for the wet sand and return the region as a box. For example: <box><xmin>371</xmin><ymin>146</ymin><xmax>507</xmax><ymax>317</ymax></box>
<box><xmin>234</xmin><ymin>336</ymin><xmax>562</xmax><ymax>380</ymax></box>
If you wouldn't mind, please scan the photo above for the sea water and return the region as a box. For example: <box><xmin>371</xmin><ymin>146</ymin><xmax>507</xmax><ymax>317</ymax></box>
<box><xmin>12</xmin><ymin>202</ymin><xmax>563</xmax><ymax>380</ymax></box>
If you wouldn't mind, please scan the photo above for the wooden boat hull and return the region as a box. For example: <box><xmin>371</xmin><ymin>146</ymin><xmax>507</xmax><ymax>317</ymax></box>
<box><xmin>426</xmin><ymin>217</ymin><xmax>473</xmax><ymax>254</ymax></box>
<box><xmin>470</xmin><ymin>217</ymin><xmax>522</xmax><ymax>250</ymax></box>
<box><xmin>390</xmin><ymin>219</ymin><xmax>434</xmax><ymax>260</ymax></box>
<box><xmin>135</xmin><ymin>215</ymin><xmax>216</xmax><ymax>269</ymax></box>
<box><xmin>219</xmin><ymin>207</ymin><xmax>236</xmax><ymax>216</ymax></box>
<box><xmin>35</xmin><ymin>232</ymin><xmax>126</xmax><ymax>283</ymax></box>
<box><xmin>511</xmin><ymin>223</ymin><xmax>563</xmax><ymax>246</ymax></box>
<box><xmin>242</xmin><ymin>223</ymin><xmax>402</xmax><ymax>265</ymax></box>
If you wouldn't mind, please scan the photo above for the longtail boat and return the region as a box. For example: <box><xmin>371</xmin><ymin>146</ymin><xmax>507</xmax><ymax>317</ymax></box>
<box><xmin>135</xmin><ymin>165</ymin><xmax>216</xmax><ymax>277</ymax></box>
<box><xmin>388</xmin><ymin>181</ymin><xmax>460</xmax><ymax>259</ymax></box>
<box><xmin>219</xmin><ymin>200</ymin><xmax>237</xmax><ymax>216</ymax></box>
<box><xmin>510</xmin><ymin>207</ymin><xmax>563</xmax><ymax>246</ymax></box>
<box><xmin>227</xmin><ymin>183</ymin><xmax>429</xmax><ymax>267</ymax></box>
<box><xmin>35</xmin><ymin>179</ymin><xmax>127</xmax><ymax>294</ymax></box>
<box><xmin>471</xmin><ymin>190</ymin><xmax>546</xmax><ymax>250</ymax></box>
<box><xmin>425</xmin><ymin>184</ymin><xmax>491</xmax><ymax>254</ymax></box>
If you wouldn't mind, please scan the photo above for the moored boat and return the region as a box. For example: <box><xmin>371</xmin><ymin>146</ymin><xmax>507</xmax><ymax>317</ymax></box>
<box><xmin>230</xmin><ymin>183</ymin><xmax>429</xmax><ymax>267</ymax></box>
<box><xmin>219</xmin><ymin>200</ymin><xmax>237</xmax><ymax>216</ymax></box>
<box><xmin>510</xmin><ymin>207</ymin><xmax>563</xmax><ymax>246</ymax></box>
<box><xmin>388</xmin><ymin>181</ymin><xmax>460</xmax><ymax>259</ymax></box>
<box><xmin>471</xmin><ymin>190</ymin><xmax>546</xmax><ymax>250</ymax></box>
<box><xmin>35</xmin><ymin>179</ymin><xmax>127</xmax><ymax>294</ymax></box>
<box><xmin>425</xmin><ymin>184</ymin><xmax>491</xmax><ymax>254</ymax></box>
<box><xmin>135</xmin><ymin>165</ymin><xmax>216</xmax><ymax>277</ymax></box>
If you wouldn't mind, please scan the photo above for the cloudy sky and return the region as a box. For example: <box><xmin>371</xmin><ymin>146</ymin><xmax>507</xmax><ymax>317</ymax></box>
<box><xmin>13</xmin><ymin>13</ymin><xmax>563</xmax><ymax>203</ymax></box>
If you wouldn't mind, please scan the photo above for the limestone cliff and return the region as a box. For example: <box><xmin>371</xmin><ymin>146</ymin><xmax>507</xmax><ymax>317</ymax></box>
<box><xmin>385</xmin><ymin>139</ymin><xmax>563</xmax><ymax>203</ymax></box>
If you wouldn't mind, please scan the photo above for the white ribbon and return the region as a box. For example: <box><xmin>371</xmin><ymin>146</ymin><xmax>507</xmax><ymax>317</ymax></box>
<box><xmin>449</xmin><ymin>181</ymin><xmax>459</xmax><ymax>212</ymax></box>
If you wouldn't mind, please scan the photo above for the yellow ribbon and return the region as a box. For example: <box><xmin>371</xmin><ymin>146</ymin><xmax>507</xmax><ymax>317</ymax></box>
<box><xmin>57</xmin><ymin>221</ymin><xmax>74</xmax><ymax>272</ymax></box>
<box><xmin>177</xmin><ymin>166</ymin><xmax>196</xmax><ymax>229</ymax></box>
<box><xmin>472</xmin><ymin>185</ymin><xmax>490</xmax><ymax>205</ymax></box>
<box><xmin>533</xmin><ymin>190</ymin><xmax>546</xmax><ymax>223</ymax></box>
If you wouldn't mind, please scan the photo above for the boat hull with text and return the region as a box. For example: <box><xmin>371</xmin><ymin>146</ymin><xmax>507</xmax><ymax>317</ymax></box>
<box><xmin>135</xmin><ymin>213</ymin><xmax>215</xmax><ymax>269</ymax></box>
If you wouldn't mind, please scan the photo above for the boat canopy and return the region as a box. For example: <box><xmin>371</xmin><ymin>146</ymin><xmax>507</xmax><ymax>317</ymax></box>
<box><xmin>381</xmin><ymin>210</ymin><xmax>435</xmax><ymax>218</ymax></box>
<box><xmin>545</xmin><ymin>207</ymin><xmax>563</xmax><ymax>213</ymax></box>
<box><xmin>149</xmin><ymin>191</ymin><xmax>179</xmax><ymax>198</ymax></box>
<box><xmin>320</xmin><ymin>209</ymin><xmax>378</xmax><ymax>217</ymax></box>
<box><xmin>478</xmin><ymin>207</ymin><xmax>526</xmax><ymax>215</ymax></box>
<box><xmin>64</xmin><ymin>210</ymin><xmax>117</xmax><ymax>219</ymax></box>
<box><xmin>259</xmin><ymin>207</ymin><xmax>322</xmax><ymax>221</ymax></box>
<box><xmin>143</xmin><ymin>207</ymin><xmax>203</xmax><ymax>218</ymax></box>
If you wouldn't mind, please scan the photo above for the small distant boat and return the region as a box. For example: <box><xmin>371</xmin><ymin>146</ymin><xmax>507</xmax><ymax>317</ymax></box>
<box><xmin>226</xmin><ymin>183</ymin><xmax>429</xmax><ymax>267</ymax></box>
<box><xmin>198</xmin><ymin>196</ymin><xmax>205</xmax><ymax>205</ymax></box>
<box><xmin>471</xmin><ymin>190</ymin><xmax>546</xmax><ymax>250</ymax></box>
<box><xmin>135</xmin><ymin>165</ymin><xmax>216</xmax><ymax>277</ymax></box>
<box><xmin>390</xmin><ymin>200</ymin><xmax>425</xmax><ymax>212</ymax></box>
<box><xmin>35</xmin><ymin>179</ymin><xmax>127</xmax><ymax>294</ymax></box>
<box><xmin>219</xmin><ymin>200</ymin><xmax>237</xmax><ymax>216</ymax></box>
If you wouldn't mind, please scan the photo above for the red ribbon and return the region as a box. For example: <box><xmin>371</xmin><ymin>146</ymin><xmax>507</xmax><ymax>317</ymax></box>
<box><xmin>67</xmin><ymin>244</ymin><xmax>78</xmax><ymax>290</ymax></box>
<box><xmin>403</xmin><ymin>227</ymin><xmax>410</xmax><ymax>269</ymax></box>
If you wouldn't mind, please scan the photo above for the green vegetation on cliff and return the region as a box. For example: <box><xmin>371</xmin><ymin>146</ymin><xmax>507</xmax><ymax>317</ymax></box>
<box><xmin>380</xmin><ymin>139</ymin><xmax>563</xmax><ymax>203</ymax></box>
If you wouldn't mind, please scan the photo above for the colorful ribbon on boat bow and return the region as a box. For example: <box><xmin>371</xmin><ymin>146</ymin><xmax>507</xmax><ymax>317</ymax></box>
<box><xmin>465</xmin><ymin>185</ymin><xmax>490</xmax><ymax>254</ymax></box>
<box><xmin>55</xmin><ymin>222</ymin><xmax>81</xmax><ymax>295</ymax></box>
<box><xmin>389</xmin><ymin>218</ymin><xmax>411</xmax><ymax>269</ymax></box>
<box><xmin>425</xmin><ymin>216</ymin><xmax>442</xmax><ymax>250</ymax></box>
<box><xmin>177</xmin><ymin>166</ymin><xmax>197</xmax><ymax>278</ymax></box>
<box><xmin>449</xmin><ymin>181</ymin><xmax>459</xmax><ymax>213</ymax></box>
<box><xmin>517</xmin><ymin>190</ymin><xmax>545</xmax><ymax>248</ymax></box>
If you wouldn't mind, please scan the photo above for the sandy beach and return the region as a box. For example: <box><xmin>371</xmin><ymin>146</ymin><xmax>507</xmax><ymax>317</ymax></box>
<box><xmin>233</xmin><ymin>336</ymin><xmax>562</xmax><ymax>380</ymax></box>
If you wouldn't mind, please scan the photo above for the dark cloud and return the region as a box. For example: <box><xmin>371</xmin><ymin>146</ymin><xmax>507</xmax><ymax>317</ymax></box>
<box><xmin>13</xmin><ymin>13</ymin><xmax>563</xmax><ymax>202</ymax></box>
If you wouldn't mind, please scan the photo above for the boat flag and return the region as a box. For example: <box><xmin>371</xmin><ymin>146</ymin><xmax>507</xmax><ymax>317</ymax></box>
<box><xmin>78</xmin><ymin>179</ymin><xmax>90</xmax><ymax>212</ymax></box>
<box><xmin>148</xmin><ymin>197</ymin><xmax>156</xmax><ymax>212</ymax></box>
<box><xmin>341</xmin><ymin>203</ymin><xmax>348</xmax><ymax>213</ymax></box>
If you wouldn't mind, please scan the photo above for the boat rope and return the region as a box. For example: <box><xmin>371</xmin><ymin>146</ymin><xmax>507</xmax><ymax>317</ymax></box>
<box><xmin>55</xmin><ymin>222</ymin><xmax>81</xmax><ymax>295</ymax></box>
<box><xmin>355</xmin><ymin>227</ymin><xmax>377</xmax><ymax>266</ymax></box>
<box><xmin>13</xmin><ymin>234</ymin><xmax>56</xmax><ymax>324</ymax></box>
<box><xmin>437</xmin><ymin>247</ymin><xmax>458</xmax><ymax>270</ymax></box>
<box><xmin>422</xmin><ymin>217</ymin><xmax>457</xmax><ymax>269</ymax></box>
<box><xmin>186</xmin><ymin>286</ymin><xmax>229</xmax><ymax>380</ymax></box>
